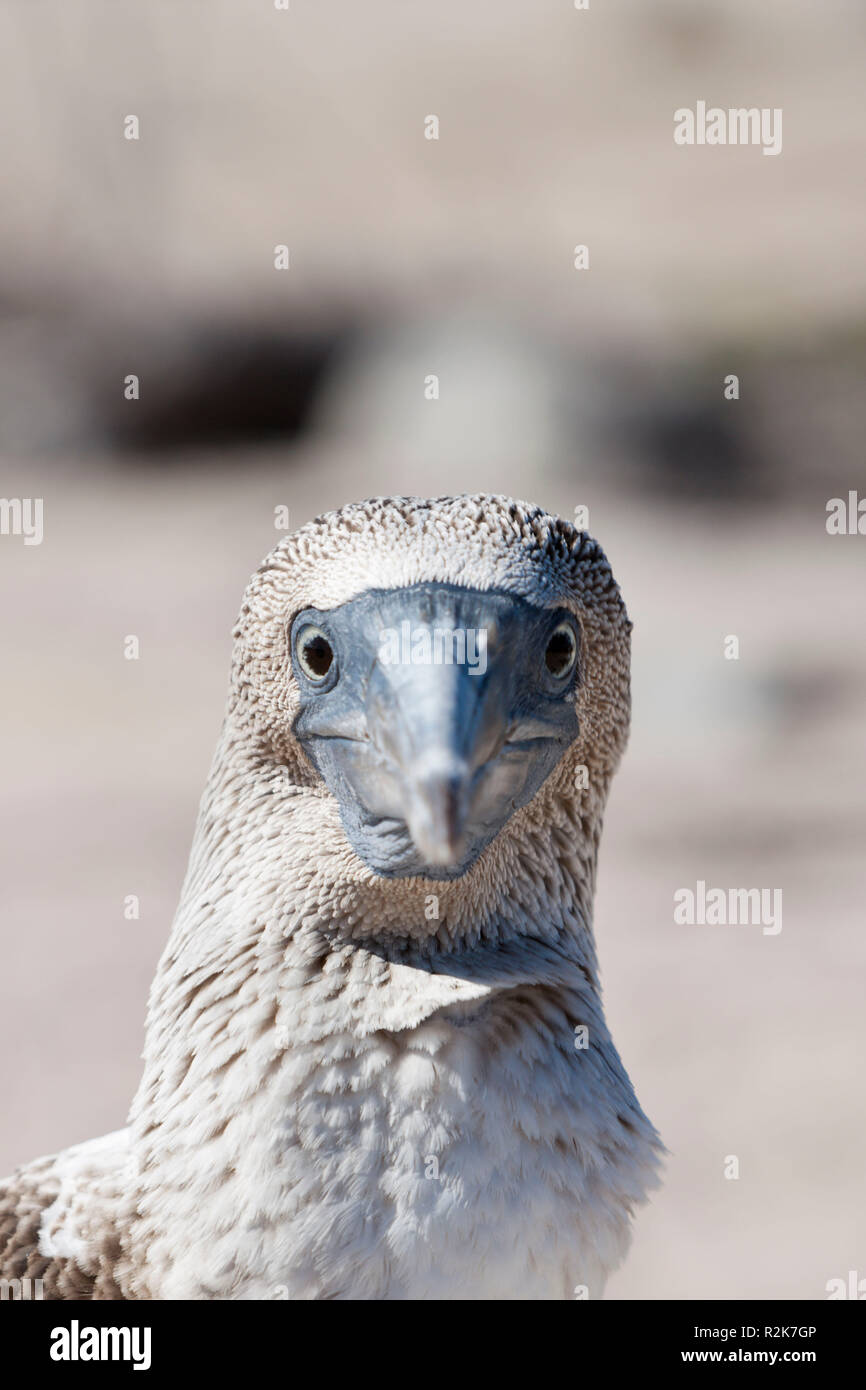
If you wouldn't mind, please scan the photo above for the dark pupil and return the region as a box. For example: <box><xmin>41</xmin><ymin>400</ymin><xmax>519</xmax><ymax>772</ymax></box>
<box><xmin>545</xmin><ymin>629</ymin><xmax>574</xmax><ymax>676</ymax></box>
<box><xmin>302</xmin><ymin>634</ymin><xmax>333</xmax><ymax>677</ymax></box>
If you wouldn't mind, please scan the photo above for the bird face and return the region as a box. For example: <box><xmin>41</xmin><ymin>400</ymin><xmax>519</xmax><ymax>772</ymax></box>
<box><xmin>233</xmin><ymin>496</ymin><xmax>631</xmax><ymax>898</ymax></box>
<box><xmin>289</xmin><ymin>582</ymin><xmax>581</xmax><ymax>879</ymax></box>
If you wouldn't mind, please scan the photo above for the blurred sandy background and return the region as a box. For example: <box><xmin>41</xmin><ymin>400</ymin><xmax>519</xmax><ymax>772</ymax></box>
<box><xmin>1</xmin><ymin>0</ymin><xmax>864</xmax><ymax>1299</ymax></box>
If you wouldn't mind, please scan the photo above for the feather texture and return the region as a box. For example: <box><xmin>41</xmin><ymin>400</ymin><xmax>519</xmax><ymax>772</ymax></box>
<box><xmin>0</xmin><ymin>495</ymin><xmax>661</xmax><ymax>1300</ymax></box>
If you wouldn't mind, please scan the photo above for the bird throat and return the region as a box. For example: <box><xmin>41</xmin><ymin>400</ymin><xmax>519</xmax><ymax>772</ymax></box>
<box><xmin>119</xmin><ymin>716</ymin><xmax>655</xmax><ymax>1298</ymax></box>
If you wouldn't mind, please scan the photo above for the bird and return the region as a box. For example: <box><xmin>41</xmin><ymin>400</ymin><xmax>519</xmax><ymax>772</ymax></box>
<box><xmin>0</xmin><ymin>493</ymin><xmax>661</xmax><ymax>1300</ymax></box>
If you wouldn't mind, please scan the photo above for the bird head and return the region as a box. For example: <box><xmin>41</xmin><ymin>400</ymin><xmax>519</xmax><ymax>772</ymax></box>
<box><xmin>230</xmin><ymin>495</ymin><xmax>631</xmax><ymax>894</ymax></box>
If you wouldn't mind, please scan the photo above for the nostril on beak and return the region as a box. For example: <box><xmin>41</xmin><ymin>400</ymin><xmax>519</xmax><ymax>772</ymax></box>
<box><xmin>405</xmin><ymin>758</ymin><xmax>470</xmax><ymax>866</ymax></box>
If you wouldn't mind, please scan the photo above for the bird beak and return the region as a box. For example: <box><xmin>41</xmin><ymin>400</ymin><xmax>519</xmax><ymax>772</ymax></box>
<box><xmin>403</xmin><ymin>756</ymin><xmax>469</xmax><ymax>866</ymax></box>
<box><xmin>364</xmin><ymin>657</ymin><xmax>507</xmax><ymax>868</ymax></box>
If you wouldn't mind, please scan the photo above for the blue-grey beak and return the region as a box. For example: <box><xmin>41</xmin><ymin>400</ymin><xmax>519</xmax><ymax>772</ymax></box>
<box><xmin>291</xmin><ymin>584</ymin><xmax>581</xmax><ymax>879</ymax></box>
<box><xmin>364</xmin><ymin>646</ymin><xmax>504</xmax><ymax>866</ymax></box>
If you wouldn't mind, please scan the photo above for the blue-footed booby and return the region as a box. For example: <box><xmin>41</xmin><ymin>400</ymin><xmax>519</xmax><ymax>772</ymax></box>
<box><xmin>0</xmin><ymin>494</ymin><xmax>661</xmax><ymax>1299</ymax></box>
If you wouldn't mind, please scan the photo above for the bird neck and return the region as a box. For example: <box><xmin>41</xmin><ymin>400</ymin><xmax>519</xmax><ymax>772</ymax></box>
<box><xmin>120</xmin><ymin>722</ymin><xmax>658</xmax><ymax>1299</ymax></box>
<box><xmin>130</xmin><ymin>714</ymin><xmax>608</xmax><ymax>1143</ymax></box>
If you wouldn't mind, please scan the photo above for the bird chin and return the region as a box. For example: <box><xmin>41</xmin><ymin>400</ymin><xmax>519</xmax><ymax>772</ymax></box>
<box><xmin>340</xmin><ymin>810</ymin><xmax>485</xmax><ymax>881</ymax></box>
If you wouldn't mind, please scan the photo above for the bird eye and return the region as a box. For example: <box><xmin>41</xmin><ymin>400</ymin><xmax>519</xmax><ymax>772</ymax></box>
<box><xmin>295</xmin><ymin>624</ymin><xmax>335</xmax><ymax>683</ymax></box>
<box><xmin>544</xmin><ymin>621</ymin><xmax>578</xmax><ymax>680</ymax></box>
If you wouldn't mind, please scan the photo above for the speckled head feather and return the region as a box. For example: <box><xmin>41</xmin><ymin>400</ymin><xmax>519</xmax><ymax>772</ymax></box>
<box><xmin>223</xmin><ymin>494</ymin><xmax>633</xmax><ymax>941</ymax></box>
<box><xmin>0</xmin><ymin>494</ymin><xmax>660</xmax><ymax>1303</ymax></box>
<box><xmin>237</xmin><ymin>493</ymin><xmax>631</xmax><ymax>771</ymax></box>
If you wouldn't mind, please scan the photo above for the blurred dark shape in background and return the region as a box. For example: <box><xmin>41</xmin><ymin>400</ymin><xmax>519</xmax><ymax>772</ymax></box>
<box><xmin>631</xmin><ymin>395</ymin><xmax>757</xmax><ymax>501</ymax></box>
<box><xmin>3</xmin><ymin>306</ymin><xmax>865</xmax><ymax>511</ymax></box>
<box><xmin>100</xmin><ymin>322</ymin><xmax>354</xmax><ymax>455</ymax></box>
